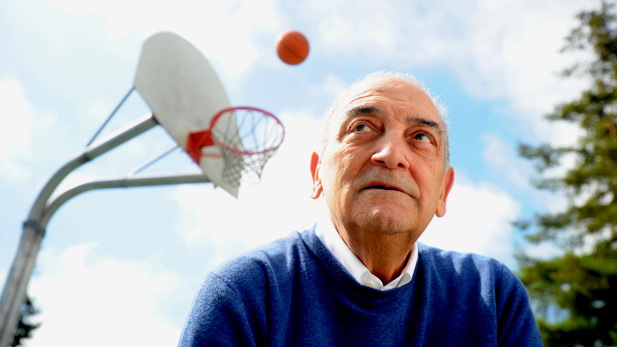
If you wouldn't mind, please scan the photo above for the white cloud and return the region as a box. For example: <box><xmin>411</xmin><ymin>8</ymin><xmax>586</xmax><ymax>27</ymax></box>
<box><xmin>419</xmin><ymin>174</ymin><xmax>521</xmax><ymax>264</ymax></box>
<box><xmin>45</xmin><ymin>0</ymin><xmax>595</xmax><ymax>148</ymax></box>
<box><xmin>308</xmin><ymin>0</ymin><xmax>592</xmax><ymax>146</ymax></box>
<box><xmin>481</xmin><ymin>133</ymin><xmax>570</xmax><ymax>215</ymax></box>
<box><xmin>27</xmin><ymin>243</ymin><xmax>186</xmax><ymax>347</ymax></box>
<box><xmin>525</xmin><ymin>241</ymin><xmax>562</xmax><ymax>259</ymax></box>
<box><xmin>49</xmin><ymin>0</ymin><xmax>284</xmax><ymax>79</ymax></box>
<box><xmin>446</xmin><ymin>0</ymin><xmax>591</xmax><ymax>147</ymax></box>
<box><xmin>482</xmin><ymin>134</ymin><xmax>533</xmax><ymax>190</ymax></box>
<box><xmin>317</xmin><ymin>74</ymin><xmax>348</xmax><ymax>102</ymax></box>
<box><xmin>0</xmin><ymin>79</ymin><xmax>35</xmax><ymax>179</ymax></box>
<box><xmin>0</xmin><ymin>78</ymin><xmax>62</xmax><ymax>181</ymax></box>
<box><xmin>312</xmin><ymin>0</ymin><xmax>398</xmax><ymax>55</ymax></box>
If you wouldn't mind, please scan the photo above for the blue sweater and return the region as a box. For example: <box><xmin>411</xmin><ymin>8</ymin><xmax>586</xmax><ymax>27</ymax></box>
<box><xmin>180</xmin><ymin>228</ymin><xmax>542</xmax><ymax>346</ymax></box>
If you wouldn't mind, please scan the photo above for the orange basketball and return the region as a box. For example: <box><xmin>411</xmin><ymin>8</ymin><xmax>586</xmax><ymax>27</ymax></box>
<box><xmin>276</xmin><ymin>30</ymin><xmax>310</xmax><ymax>65</ymax></box>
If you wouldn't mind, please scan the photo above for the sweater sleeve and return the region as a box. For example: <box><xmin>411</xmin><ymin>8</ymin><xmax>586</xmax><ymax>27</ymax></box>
<box><xmin>178</xmin><ymin>272</ymin><xmax>260</xmax><ymax>347</ymax></box>
<box><xmin>495</xmin><ymin>263</ymin><xmax>543</xmax><ymax>346</ymax></box>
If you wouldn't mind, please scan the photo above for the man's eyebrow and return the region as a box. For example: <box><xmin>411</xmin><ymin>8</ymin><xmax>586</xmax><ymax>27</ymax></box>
<box><xmin>345</xmin><ymin>105</ymin><xmax>381</xmax><ymax>118</ymax></box>
<box><xmin>338</xmin><ymin>106</ymin><xmax>382</xmax><ymax>130</ymax></box>
<box><xmin>408</xmin><ymin>117</ymin><xmax>444</xmax><ymax>135</ymax></box>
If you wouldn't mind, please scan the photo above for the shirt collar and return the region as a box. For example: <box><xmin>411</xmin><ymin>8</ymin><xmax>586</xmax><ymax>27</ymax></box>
<box><xmin>315</xmin><ymin>218</ymin><xmax>418</xmax><ymax>291</ymax></box>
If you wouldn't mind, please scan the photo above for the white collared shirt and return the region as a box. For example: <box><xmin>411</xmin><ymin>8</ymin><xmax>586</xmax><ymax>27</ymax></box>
<box><xmin>315</xmin><ymin>218</ymin><xmax>418</xmax><ymax>291</ymax></box>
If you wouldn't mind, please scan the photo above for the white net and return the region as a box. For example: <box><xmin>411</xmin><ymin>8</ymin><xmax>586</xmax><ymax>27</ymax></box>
<box><xmin>211</xmin><ymin>107</ymin><xmax>284</xmax><ymax>186</ymax></box>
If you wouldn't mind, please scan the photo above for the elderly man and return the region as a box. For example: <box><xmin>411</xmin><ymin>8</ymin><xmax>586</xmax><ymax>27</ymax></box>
<box><xmin>179</xmin><ymin>72</ymin><xmax>542</xmax><ymax>346</ymax></box>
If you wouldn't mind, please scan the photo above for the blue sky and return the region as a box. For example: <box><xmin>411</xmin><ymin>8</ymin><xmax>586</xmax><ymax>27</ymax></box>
<box><xmin>0</xmin><ymin>0</ymin><xmax>598</xmax><ymax>345</ymax></box>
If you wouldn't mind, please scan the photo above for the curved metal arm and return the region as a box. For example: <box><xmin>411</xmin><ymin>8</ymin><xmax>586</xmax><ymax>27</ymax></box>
<box><xmin>28</xmin><ymin>113</ymin><xmax>159</xmax><ymax>225</ymax></box>
<box><xmin>0</xmin><ymin>113</ymin><xmax>159</xmax><ymax>346</ymax></box>
<box><xmin>39</xmin><ymin>173</ymin><xmax>210</xmax><ymax>229</ymax></box>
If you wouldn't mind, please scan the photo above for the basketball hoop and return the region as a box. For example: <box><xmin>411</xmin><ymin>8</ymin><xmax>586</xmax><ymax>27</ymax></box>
<box><xmin>186</xmin><ymin>106</ymin><xmax>285</xmax><ymax>186</ymax></box>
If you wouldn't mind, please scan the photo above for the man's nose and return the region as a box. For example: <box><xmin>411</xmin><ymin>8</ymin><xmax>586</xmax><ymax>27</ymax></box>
<box><xmin>370</xmin><ymin>135</ymin><xmax>410</xmax><ymax>170</ymax></box>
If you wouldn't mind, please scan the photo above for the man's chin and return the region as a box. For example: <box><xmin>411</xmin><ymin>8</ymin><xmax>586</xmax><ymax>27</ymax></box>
<box><xmin>353</xmin><ymin>210</ymin><xmax>413</xmax><ymax>235</ymax></box>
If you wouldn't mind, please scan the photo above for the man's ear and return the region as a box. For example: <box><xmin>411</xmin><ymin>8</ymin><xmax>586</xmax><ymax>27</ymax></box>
<box><xmin>310</xmin><ymin>152</ymin><xmax>323</xmax><ymax>199</ymax></box>
<box><xmin>435</xmin><ymin>167</ymin><xmax>455</xmax><ymax>217</ymax></box>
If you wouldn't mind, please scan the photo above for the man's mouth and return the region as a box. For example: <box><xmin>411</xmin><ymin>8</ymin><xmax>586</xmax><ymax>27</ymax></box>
<box><xmin>366</xmin><ymin>185</ymin><xmax>400</xmax><ymax>191</ymax></box>
<box><xmin>356</xmin><ymin>174</ymin><xmax>415</xmax><ymax>197</ymax></box>
<box><xmin>362</xmin><ymin>182</ymin><xmax>406</xmax><ymax>194</ymax></box>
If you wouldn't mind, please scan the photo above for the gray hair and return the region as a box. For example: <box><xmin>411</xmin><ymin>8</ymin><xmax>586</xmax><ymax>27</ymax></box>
<box><xmin>318</xmin><ymin>71</ymin><xmax>450</xmax><ymax>168</ymax></box>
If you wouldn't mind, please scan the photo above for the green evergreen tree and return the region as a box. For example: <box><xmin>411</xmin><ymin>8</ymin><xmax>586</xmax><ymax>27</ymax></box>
<box><xmin>517</xmin><ymin>1</ymin><xmax>617</xmax><ymax>345</ymax></box>
<box><xmin>10</xmin><ymin>295</ymin><xmax>40</xmax><ymax>347</ymax></box>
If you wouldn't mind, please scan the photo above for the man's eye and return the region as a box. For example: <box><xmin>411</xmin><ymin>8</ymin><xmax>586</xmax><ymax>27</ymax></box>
<box><xmin>352</xmin><ymin>123</ymin><xmax>368</xmax><ymax>132</ymax></box>
<box><xmin>414</xmin><ymin>132</ymin><xmax>432</xmax><ymax>143</ymax></box>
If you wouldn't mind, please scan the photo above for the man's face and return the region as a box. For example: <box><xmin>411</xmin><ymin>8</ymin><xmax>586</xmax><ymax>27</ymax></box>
<box><xmin>311</xmin><ymin>77</ymin><xmax>454</xmax><ymax>242</ymax></box>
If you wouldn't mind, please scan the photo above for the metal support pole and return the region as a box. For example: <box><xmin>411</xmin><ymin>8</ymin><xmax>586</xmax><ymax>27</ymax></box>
<box><xmin>0</xmin><ymin>113</ymin><xmax>160</xmax><ymax>346</ymax></box>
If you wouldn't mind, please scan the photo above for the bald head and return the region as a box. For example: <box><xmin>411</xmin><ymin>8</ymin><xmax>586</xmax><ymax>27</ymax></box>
<box><xmin>319</xmin><ymin>72</ymin><xmax>450</xmax><ymax>168</ymax></box>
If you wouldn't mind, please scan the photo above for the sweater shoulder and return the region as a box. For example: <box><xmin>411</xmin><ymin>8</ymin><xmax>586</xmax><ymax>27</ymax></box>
<box><xmin>214</xmin><ymin>230</ymin><xmax>306</xmax><ymax>280</ymax></box>
<box><xmin>416</xmin><ymin>242</ymin><xmax>518</xmax><ymax>287</ymax></box>
<box><xmin>418</xmin><ymin>242</ymin><xmax>506</xmax><ymax>269</ymax></box>
<box><xmin>180</xmin><ymin>232</ymin><xmax>309</xmax><ymax>346</ymax></box>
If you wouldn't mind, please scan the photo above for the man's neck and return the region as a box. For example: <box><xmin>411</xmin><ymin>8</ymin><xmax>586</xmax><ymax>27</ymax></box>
<box><xmin>337</xmin><ymin>227</ymin><xmax>415</xmax><ymax>284</ymax></box>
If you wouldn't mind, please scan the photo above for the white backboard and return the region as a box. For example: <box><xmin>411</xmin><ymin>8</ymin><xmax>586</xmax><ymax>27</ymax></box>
<box><xmin>134</xmin><ymin>32</ymin><xmax>239</xmax><ymax>197</ymax></box>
